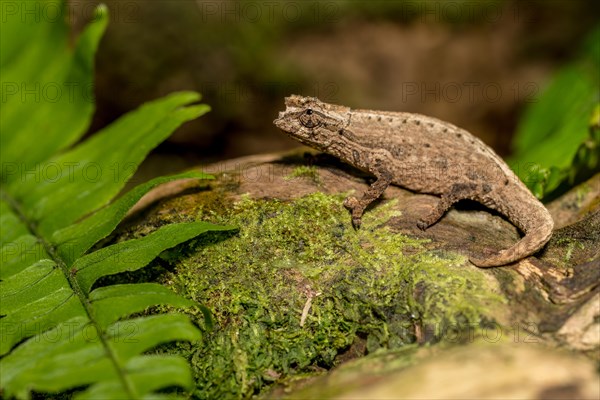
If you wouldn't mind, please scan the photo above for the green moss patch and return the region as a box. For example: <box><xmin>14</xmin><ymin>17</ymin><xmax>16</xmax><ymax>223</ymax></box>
<box><xmin>161</xmin><ymin>192</ymin><xmax>505</xmax><ymax>399</ymax></box>
<box><xmin>285</xmin><ymin>165</ymin><xmax>321</xmax><ymax>185</ymax></box>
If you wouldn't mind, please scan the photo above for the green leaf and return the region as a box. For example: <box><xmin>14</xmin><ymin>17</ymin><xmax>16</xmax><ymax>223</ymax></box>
<box><xmin>0</xmin><ymin>317</ymin><xmax>94</xmax><ymax>397</ymax></box>
<box><xmin>108</xmin><ymin>314</ymin><xmax>202</xmax><ymax>359</ymax></box>
<box><xmin>509</xmin><ymin>27</ymin><xmax>600</xmax><ymax>198</ymax></box>
<box><xmin>0</xmin><ymin>3</ymin><xmax>108</xmax><ymax>169</ymax></box>
<box><xmin>0</xmin><ymin>260</ymin><xmax>60</xmax><ymax>314</ymax></box>
<box><xmin>512</xmin><ymin>67</ymin><xmax>594</xmax><ymax>160</ymax></box>
<box><xmin>75</xmin><ymin>221</ymin><xmax>232</xmax><ymax>294</ymax></box>
<box><xmin>8</xmin><ymin>93</ymin><xmax>210</xmax><ymax>235</ymax></box>
<box><xmin>0</xmin><ymin>288</ymin><xmax>84</xmax><ymax>355</ymax></box>
<box><xmin>78</xmin><ymin>356</ymin><xmax>194</xmax><ymax>400</ymax></box>
<box><xmin>0</xmin><ymin>2</ymin><xmax>236</xmax><ymax>398</ymax></box>
<box><xmin>1</xmin><ymin>234</ymin><xmax>50</xmax><ymax>279</ymax></box>
<box><xmin>123</xmin><ymin>356</ymin><xmax>195</xmax><ymax>393</ymax></box>
<box><xmin>0</xmin><ymin>199</ymin><xmax>28</xmax><ymax>246</ymax></box>
<box><xmin>0</xmin><ymin>315</ymin><xmax>200</xmax><ymax>398</ymax></box>
<box><xmin>90</xmin><ymin>283</ymin><xmax>196</xmax><ymax>329</ymax></box>
<box><xmin>54</xmin><ymin>171</ymin><xmax>214</xmax><ymax>265</ymax></box>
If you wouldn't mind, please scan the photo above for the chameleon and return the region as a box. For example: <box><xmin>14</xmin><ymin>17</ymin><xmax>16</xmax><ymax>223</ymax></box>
<box><xmin>273</xmin><ymin>95</ymin><xmax>554</xmax><ymax>267</ymax></box>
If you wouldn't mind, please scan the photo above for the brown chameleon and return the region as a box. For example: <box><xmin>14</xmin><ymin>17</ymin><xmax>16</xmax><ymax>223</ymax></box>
<box><xmin>274</xmin><ymin>95</ymin><xmax>554</xmax><ymax>267</ymax></box>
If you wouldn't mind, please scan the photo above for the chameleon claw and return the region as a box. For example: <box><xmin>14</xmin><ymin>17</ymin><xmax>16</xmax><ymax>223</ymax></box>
<box><xmin>351</xmin><ymin>217</ymin><xmax>362</xmax><ymax>230</ymax></box>
<box><xmin>416</xmin><ymin>219</ymin><xmax>429</xmax><ymax>231</ymax></box>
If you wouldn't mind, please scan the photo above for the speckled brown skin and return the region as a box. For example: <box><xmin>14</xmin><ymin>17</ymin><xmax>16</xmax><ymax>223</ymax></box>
<box><xmin>274</xmin><ymin>95</ymin><xmax>554</xmax><ymax>267</ymax></box>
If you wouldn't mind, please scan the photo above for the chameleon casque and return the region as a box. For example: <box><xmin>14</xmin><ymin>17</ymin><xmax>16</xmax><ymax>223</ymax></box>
<box><xmin>274</xmin><ymin>95</ymin><xmax>554</xmax><ymax>267</ymax></box>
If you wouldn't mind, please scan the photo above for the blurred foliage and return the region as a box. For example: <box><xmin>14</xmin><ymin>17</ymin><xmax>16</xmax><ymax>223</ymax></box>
<box><xmin>509</xmin><ymin>27</ymin><xmax>600</xmax><ymax>200</ymax></box>
<box><xmin>335</xmin><ymin>0</ymin><xmax>502</xmax><ymax>24</ymax></box>
<box><xmin>85</xmin><ymin>0</ymin><xmax>600</xmax><ymax>164</ymax></box>
<box><xmin>185</xmin><ymin>0</ymin><xmax>512</xmax><ymax>100</ymax></box>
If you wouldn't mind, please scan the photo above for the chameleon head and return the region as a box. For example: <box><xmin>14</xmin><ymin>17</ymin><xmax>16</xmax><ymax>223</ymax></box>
<box><xmin>273</xmin><ymin>95</ymin><xmax>350</xmax><ymax>150</ymax></box>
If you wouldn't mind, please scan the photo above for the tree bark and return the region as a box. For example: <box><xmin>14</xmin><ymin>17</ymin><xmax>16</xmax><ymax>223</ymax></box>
<box><xmin>131</xmin><ymin>150</ymin><xmax>599</xmax><ymax>399</ymax></box>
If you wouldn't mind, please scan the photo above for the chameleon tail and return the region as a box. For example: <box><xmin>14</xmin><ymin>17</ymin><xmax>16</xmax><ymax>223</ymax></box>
<box><xmin>469</xmin><ymin>188</ymin><xmax>554</xmax><ymax>268</ymax></box>
<box><xmin>469</xmin><ymin>223</ymin><xmax>553</xmax><ymax>267</ymax></box>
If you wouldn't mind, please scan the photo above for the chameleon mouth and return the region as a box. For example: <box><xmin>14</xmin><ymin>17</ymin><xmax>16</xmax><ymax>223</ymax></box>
<box><xmin>274</xmin><ymin>110</ymin><xmax>295</xmax><ymax>131</ymax></box>
<box><xmin>273</xmin><ymin>115</ymin><xmax>287</xmax><ymax>131</ymax></box>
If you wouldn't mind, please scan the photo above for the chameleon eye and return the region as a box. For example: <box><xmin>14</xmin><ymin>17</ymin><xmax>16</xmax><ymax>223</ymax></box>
<box><xmin>299</xmin><ymin>108</ymin><xmax>321</xmax><ymax>128</ymax></box>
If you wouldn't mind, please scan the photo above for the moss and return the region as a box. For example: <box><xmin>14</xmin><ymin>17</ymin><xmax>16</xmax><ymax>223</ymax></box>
<box><xmin>161</xmin><ymin>192</ymin><xmax>505</xmax><ymax>399</ymax></box>
<box><xmin>555</xmin><ymin>237</ymin><xmax>586</xmax><ymax>264</ymax></box>
<box><xmin>284</xmin><ymin>165</ymin><xmax>321</xmax><ymax>185</ymax></box>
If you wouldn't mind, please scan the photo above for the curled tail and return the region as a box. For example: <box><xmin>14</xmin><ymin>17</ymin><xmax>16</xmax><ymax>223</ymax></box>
<box><xmin>469</xmin><ymin>186</ymin><xmax>554</xmax><ymax>268</ymax></box>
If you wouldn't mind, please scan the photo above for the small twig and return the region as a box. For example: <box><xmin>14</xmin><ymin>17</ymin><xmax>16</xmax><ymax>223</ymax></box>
<box><xmin>300</xmin><ymin>285</ymin><xmax>321</xmax><ymax>327</ymax></box>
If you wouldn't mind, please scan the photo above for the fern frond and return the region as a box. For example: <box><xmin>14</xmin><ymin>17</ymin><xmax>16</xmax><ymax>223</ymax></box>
<box><xmin>0</xmin><ymin>2</ymin><xmax>233</xmax><ymax>398</ymax></box>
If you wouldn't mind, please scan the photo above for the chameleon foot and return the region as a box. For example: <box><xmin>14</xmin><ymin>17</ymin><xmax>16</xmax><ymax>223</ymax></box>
<box><xmin>416</xmin><ymin>219</ymin><xmax>429</xmax><ymax>231</ymax></box>
<box><xmin>343</xmin><ymin>196</ymin><xmax>359</xmax><ymax>210</ymax></box>
<box><xmin>350</xmin><ymin>218</ymin><xmax>361</xmax><ymax>229</ymax></box>
<box><xmin>343</xmin><ymin>196</ymin><xmax>363</xmax><ymax>229</ymax></box>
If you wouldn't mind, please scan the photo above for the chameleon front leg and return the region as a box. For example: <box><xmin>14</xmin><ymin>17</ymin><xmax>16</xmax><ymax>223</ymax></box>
<box><xmin>343</xmin><ymin>162</ymin><xmax>393</xmax><ymax>229</ymax></box>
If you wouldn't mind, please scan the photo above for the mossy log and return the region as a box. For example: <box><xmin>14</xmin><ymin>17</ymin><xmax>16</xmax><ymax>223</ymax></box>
<box><xmin>125</xmin><ymin>150</ymin><xmax>599</xmax><ymax>399</ymax></box>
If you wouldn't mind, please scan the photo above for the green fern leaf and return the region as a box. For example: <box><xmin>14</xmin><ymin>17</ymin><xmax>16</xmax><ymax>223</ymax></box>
<box><xmin>0</xmin><ymin>2</ymin><xmax>234</xmax><ymax>398</ymax></box>
<box><xmin>0</xmin><ymin>2</ymin><xmax>108</xmax><ymax>167</ymax></box>
<box><xmin>54</xmin><ymin>171</ymin><xmax>208</xmax><ymax>265</ymax></box>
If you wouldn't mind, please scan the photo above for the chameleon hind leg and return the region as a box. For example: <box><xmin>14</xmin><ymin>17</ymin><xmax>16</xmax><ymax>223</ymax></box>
<box><xmin>417</xmin><ymin>183</ymin><xmax>481</xmax><ymax>230</ymax></box>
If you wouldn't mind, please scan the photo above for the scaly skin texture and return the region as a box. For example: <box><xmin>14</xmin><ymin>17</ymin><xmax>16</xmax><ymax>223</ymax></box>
<box><xmin>273</xmin><ymin>95</ymin><xmax>554</xmax><ymax>267</ymax></box>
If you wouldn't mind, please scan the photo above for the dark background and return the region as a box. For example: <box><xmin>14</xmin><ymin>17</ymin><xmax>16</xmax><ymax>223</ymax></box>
<box><xmin>70</xmin><ymin>0</ymin><xmax>599</xmax><ymax>177</ymax></box>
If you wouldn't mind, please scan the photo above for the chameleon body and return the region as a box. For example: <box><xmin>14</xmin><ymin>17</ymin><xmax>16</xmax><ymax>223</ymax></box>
<box><xmin>274</xmin><ymin>95</ymin><xmax>554</xmax><ymax>267</ymax></box>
